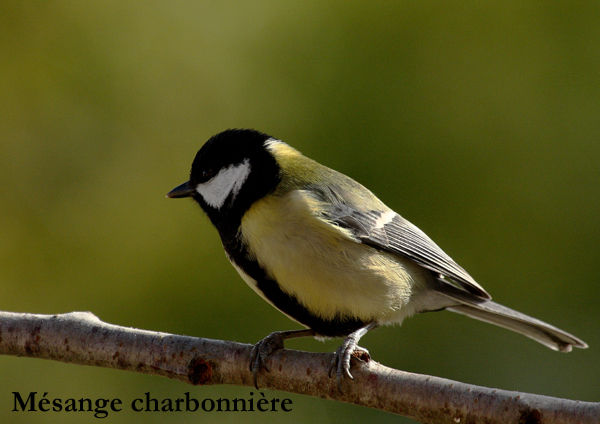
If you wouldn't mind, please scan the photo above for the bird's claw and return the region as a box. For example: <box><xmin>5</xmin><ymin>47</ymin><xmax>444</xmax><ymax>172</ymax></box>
<box><xmin>249</xmin><ymin>332</ymin><xmax>286</xmax><ymax>389</ymax></box>
<box><xmin>329</xmin><ymin>341</ymin><xmax>370</xmax><ymax>392</ymax></box>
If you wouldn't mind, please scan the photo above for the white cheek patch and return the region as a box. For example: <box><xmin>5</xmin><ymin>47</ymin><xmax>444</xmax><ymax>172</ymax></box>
<box><xmin>195</xmin><ymin>159</ymin><xmax>251</xmax><ymax>209</ymax></box>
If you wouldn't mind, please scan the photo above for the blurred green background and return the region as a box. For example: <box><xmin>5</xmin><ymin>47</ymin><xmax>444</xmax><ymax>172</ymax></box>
<box><xmin>1</xmin><ymin>1</ymin><xmax>598</xmax><ymax>423</ymax></box>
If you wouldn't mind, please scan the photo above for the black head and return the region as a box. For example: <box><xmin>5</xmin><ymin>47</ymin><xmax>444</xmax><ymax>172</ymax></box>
<box><xmin>168</xmin><ymin>129</ymin><xmax>281</xmax><ymax>231</ymax></box>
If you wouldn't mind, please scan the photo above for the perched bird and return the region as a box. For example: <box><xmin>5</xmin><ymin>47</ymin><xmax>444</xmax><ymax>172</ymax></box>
<box><xmin>167</xmin><ymin>129</ymin><xmax>587</xmax><ymax>388</ymax></box>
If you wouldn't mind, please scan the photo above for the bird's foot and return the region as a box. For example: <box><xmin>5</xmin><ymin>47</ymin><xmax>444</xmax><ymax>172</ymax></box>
<box><xmin>329</xmin><ymin>342</ymin><xmax>370</xmax><ymax>392</ymax></box>
<box><xmin>249</xmin><ymin>331</ymin><xmax>285</xmax><ymax>388</ymax></box>
<box><xmin>328</xmin><ymin>322</ymin><xmax>377</xmax><ymax>392</ymax></box>
<box><xmin>249</xmin><ymin>329</ymin><xmax>314</xmax><ymax>389</ymax></box>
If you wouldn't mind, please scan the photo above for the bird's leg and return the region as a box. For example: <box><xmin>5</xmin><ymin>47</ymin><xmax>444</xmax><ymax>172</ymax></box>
<box><xmin>329</xmin><ymin>322</ymin><xmax>378</xmax><ymax>391</ymax></box>
<box><xmin>250</xmin><ymin>329</ymin><xmax>315</xmax><ymax>388</ymax></box>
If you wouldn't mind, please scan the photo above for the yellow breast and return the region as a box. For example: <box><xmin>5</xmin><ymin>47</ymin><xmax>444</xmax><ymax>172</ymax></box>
<box><xmin>239</xmin><ymin>190</ymin><xmax>429</xmax><ymax>323</ymax></box>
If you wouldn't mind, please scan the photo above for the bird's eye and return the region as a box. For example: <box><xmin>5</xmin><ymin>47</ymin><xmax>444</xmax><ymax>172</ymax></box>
<box><xmin>201</xmin><ymin>168</ymin><xmax>216</xmax><ymax>181</ymax></box>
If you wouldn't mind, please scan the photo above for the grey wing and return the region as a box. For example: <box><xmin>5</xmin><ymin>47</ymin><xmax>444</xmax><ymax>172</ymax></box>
<box><xmin>327</xmin><ymin>204</ymin><xmax>491</xmax><ymax>300</ymax></box>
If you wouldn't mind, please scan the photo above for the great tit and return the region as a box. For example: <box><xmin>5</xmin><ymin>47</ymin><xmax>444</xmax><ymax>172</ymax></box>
<box><xmin>167</xmin><ymin>129</ymin><xmax>587</xmax><ymax>388</ymax></box>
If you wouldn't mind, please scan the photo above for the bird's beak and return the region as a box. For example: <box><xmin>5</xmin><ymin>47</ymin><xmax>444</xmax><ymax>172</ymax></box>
<box><xmin>167</xmin><ymin>181</ymin><xmax>195</xmax><ymax>198</ymax></box>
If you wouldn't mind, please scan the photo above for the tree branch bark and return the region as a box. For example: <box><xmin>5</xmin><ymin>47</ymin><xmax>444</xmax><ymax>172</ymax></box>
<box><xmin>0</xmin><ymin>310</ymin><xmax>596</xmax><ymax>423</ymax></box>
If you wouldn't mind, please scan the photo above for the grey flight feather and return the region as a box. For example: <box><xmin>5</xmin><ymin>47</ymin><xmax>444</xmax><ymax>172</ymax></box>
<box><xmin>324</xmin><ymin>202</ymin><xmax>491</xmax><ymax>300</ymax></box>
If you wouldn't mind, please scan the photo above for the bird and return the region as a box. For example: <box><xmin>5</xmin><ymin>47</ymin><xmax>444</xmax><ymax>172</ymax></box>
<box><xmin>167</xmin><ymin>128</ymin><xmax>588</xmax><ymax>389</ymax></box>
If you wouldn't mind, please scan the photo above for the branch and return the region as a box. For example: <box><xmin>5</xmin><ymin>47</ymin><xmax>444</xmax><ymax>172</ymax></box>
<box><xmin>0</xmin><ymin>311</ymin><xmax>596</xmax><ymax>423</ymax></box>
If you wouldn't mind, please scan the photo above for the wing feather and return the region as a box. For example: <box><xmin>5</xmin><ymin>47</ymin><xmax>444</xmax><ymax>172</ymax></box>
<box><xmin>322</xmin><ymin>200</ymin><xmax>490</xmax><ymax>299</ymax></box>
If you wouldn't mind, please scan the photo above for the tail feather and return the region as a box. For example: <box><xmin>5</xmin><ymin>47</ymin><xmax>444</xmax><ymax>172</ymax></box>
<box><xmin>436</xmin><ymin>283</ymin><xmax>588</xmax><ymax>352</ymax></box>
